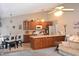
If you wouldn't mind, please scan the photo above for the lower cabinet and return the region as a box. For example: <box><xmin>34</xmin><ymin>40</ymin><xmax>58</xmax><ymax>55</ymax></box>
<box><xmin>23</xmin><ymin>35</ymin><xmax>31</xmax><ymax>43</ymax></box>
<box><xmin>30</xmin><ymin>36</ymin><xmax>65</xmax><ymax>50</ymax></box>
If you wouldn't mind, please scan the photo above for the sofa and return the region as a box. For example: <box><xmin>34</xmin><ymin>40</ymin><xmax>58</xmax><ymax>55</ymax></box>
<box><xmin>58</xmin><ymin>35</ymin><xmax>79</xmax><ymax>56</ymax></box>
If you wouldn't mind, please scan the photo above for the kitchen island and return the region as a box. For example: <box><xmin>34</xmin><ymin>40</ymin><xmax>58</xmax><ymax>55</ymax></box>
<box><xmin>30</xmin><ymin>35</ymin><xmax>65</xmax><ymax>50</ymax></box>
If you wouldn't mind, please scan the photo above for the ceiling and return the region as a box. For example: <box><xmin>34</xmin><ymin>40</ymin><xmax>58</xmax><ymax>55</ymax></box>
<box><xmin>0</xmin><ymin>3</ymin><xmax>60</xmax><ymax>18</ymax></box>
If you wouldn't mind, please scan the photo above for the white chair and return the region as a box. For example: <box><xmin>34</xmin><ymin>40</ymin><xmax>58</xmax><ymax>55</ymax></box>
<box><xmin>5</xmin><ymin>35</ymin><xmax>16</xmax><ymax>50</ymax></box>
<box><xmin>16</xmin><ymin>35</ymin><xmax>22</xmax><ymax>48</ymax></box>
<box><xmin>0</xmin><ymin>38</ymin><xmax>3</xmax><ymax>49</ymax></box>
<box><xmin>0</xmin><ymin>37</ymin><xmax>5</xmax><ymax>55</ymax></box>
<box><xmin>0</xmin><ymin>36</ymin><xmax>5</xmax><ymax>49</ymax></box>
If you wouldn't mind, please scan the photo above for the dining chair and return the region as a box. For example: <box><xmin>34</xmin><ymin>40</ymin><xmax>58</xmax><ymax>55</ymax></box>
<box><xmin>0</xmin><ymin>38</ymin><xmax>3</xmax><ymax>49</ymax></box>
<box><xmin>0</xmin><ymin>36</ymin><xmax>5</xmax><ymax>49</ymax></box>
<box><xmin>5</xmin><ymin>35</ymin><xmax>16</xmax><ymax>50</ymax></box>
<box><xmin>0</xmin><ymin>37</ymin><xmax>5</xmax><ymax>55</ymax></box>
<box><xmin>16</xmin><ymin>35</ymin><xmax>22</xmax><ymax>48</ymax></box>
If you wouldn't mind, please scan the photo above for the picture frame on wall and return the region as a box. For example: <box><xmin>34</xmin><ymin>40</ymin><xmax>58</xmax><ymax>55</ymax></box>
<box><xmin>13</xmin><ymin>26</ymin><xmax>15</xmax><ymax>29</ymax></box>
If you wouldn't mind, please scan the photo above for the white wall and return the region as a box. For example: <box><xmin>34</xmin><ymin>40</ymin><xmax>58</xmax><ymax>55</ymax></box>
<box><xmin>1</xmin><ymin>3</ymin><xmax>79</xmax><ymax>42</ymax></box>
<box><xmin>0</xmin><ymin>15</ymin><xmax>27</xmax><ymax>41</ymax></box>
<box><xmin>60</xmin><ymin>3</ymin><xmax>79</xmax><ymax>35</ymax></box>
<box><xmin>0</xmin><ymin>11</ymin><xmax>51</xmax><ymax>41</ymax></box>
<box><xmin>49</xmin><ymin>3</ymin><xmax>79</xmax><ymax>35</ymax></box>
<box><xmin>0</xmin><ymin>3</ymin><xmax>59</xmax><ymax>18</ymax></box>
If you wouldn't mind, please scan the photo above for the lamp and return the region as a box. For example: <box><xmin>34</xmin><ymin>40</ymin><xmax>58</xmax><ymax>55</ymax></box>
<box><xmin>54</xmin><ymin>10</ymin><xmax>64</xmax><ymax>17</ymax></box>
<box><xmin>36</xmin><ymin>18</ymin><xmax>45</xmax><ymax>22</ymax></box>
<box><xmin>41</xmin><ymin>19</ymin><xmax>45</xmax><ymax>22</ymax></box>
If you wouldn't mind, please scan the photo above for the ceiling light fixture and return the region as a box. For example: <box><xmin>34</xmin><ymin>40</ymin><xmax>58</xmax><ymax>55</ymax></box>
<box><xmin>54</xmin><ymin>11</ymin><xmax>64</xmax><ymax>17</ymax></box>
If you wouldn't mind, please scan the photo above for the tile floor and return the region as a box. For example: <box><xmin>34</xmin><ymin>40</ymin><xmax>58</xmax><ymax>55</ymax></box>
<box><xmin>0</xmin><ymin>43</ymin><xmax>61</xmax><ymax>56</ymax></box>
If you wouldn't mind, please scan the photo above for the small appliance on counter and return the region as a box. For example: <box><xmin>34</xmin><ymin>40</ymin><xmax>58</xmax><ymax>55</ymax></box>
<box><xmin>32</xmin><ymin>25</ymin><xmax>44</xmax><ymax>35</ymax></box>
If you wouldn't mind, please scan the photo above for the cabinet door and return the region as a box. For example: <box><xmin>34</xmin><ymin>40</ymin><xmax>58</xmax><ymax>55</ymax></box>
<box><xmin>23</xmin><ymin>21</ymin><xmax>26</xmax><ymax>30</ymax></box>
<box><xmin>23</xmin><ymin>21</ymin><xmax>53</xmax><ymax>30</ymax></box>
<box><xmin>23</xmin><ymin>35</ymin><xmax>30</xmax><ymax>43</ymax></box>
<box><xmin>23</xmin><ymin>21</ymin><xmax>29</xmax><ymax>30</ymax></box>
<box><xmin>29</xmin><ymin>22</ymin><xmax>36</xmax><ymax>30</ymax></box>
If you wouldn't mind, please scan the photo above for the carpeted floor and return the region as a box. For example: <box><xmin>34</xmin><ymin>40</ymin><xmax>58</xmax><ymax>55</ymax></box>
<box><xmin>0</xmin><ymin>43</ymin><xmax>61</xmax><ymax>56</ymax></box>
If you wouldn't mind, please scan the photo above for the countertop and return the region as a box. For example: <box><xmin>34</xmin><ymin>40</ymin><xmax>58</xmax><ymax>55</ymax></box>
<box><xmin>30</xmin><ymin>35</ymin><xmax>65</xmax><ymax>38</ymax></box>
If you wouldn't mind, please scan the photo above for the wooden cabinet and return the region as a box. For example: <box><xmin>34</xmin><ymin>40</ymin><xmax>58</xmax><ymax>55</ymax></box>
<box><xmin>23</xmin><ymin>35</ymin><xmax>31</xmax><ymax>43</ymax></box>
<box><xmin>23</xmin><ymin>21</ymin><xmax>29</xmax><ymax>30</ymax></box>
<box><xmin>23</xmin><ymin>21</ymin><xmax>52</xmax><ymax>30</ymax></box>
<box><xmin>29</xmin><ymin>22</ymin><xmax>36</xmax><ymax>30</ymax></box>
<box><xmin>30</xmin><ymin>35</ymin><xmax>65</xmax><ymax>50</ymax></box>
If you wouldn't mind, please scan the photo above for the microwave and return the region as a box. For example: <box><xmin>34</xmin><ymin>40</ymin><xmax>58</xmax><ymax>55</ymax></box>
<box><xmin>36</xmin><ymin>25</ymin><xmax>42</xmax><ymax>31</ymax></box>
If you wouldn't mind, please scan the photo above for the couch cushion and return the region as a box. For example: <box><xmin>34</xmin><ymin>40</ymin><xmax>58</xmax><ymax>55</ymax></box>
<box><xmin>59</xmin><ymin>44</ymin><xmax>79</xmax><ymax>56</ymax></box>
<box><xmin>69</xmin><ymin>41</ymin><xmax>79</xmax><ymax>50</ymax></box>
<box><xmin>60</xmin><ymin>41</ymin><xmax>79</xmax><ymax>50</ymax></box>
<box><xmin>61</xmin><ymin>42</ymin><xmax>70</xmax><ymax>47</ymax></box>
<box><xmin>67</xmin><ymin>35</ymin><xmax>79</xmax><ymax>42</ymax></box>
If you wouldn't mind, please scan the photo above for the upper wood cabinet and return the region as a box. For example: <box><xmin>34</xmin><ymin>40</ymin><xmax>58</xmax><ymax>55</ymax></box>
<box><xmin>23</xmin><ymin>21</ymin><xmax>29</xmax><ymax>30</ymax></box>
<box><xmin>23</xmin><ymin>21</ymin><xmax>53</xmax><ymax>30</ymax></box>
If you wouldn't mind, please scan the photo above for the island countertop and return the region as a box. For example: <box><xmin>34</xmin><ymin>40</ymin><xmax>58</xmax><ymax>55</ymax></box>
<box><xmin>30</xmin><ymin>35</ymin><xmax>65</xmax><ymax>49</ymax></box>
<box><xmin>30</xmin><ymin>35</ymin><xmax>65</xmax><ymax>38</ymax></box>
